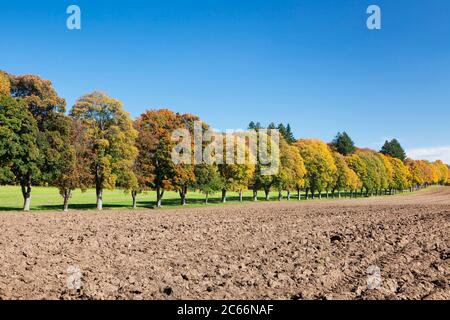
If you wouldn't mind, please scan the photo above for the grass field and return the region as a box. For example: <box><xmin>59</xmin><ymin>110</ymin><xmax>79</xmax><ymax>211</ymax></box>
<box><xmin>0</xmin><ymin>186</ymin><xmax>290</xmax><ymax>211</ymax></box>
<box><xmin>0</xmin><ymin>185</ymin><xmax>429</xmax><ymax>211</ymax></box>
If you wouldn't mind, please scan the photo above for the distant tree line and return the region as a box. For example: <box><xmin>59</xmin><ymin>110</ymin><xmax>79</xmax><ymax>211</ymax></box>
<box><xmin>1</xmin><ymin>71</ymin><xmax>449</xmax><ymax>211</ymax></box>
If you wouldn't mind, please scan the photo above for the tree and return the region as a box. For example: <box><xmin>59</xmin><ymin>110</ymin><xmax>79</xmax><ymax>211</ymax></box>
<box><xmin>349</xmin><ymin>150</ymin><xmax>389</xmax><ymax>196</ymax></box>
<box><xmin>295</xmin><ymin>139</ymin><xmax>337</xmax><ymax>199</ymax></box>
<box><xmin>406</xmin><ymin>159</ymin><xmax>424</xmax><ymax>189</ymax></box>
<box><xmin>273</xmin><ymin>139</ymin><xmax>306</xmax><ymax>200</ymax></box>
<box><xmin>53</xmin><ymin>118</ymin><xmax>93</xmax><ymax>211</ymax></box>
<box><xmin>380</xmin><ymin>139</ymin><xmax>406</xmax><ymax>161</ymax></box>
<box><xmin>285</xmin><ymin>124</ymin><xmax>296</xmax><ymax>144</ymax></box>
<box><xmin>0</xmin><ymin>94</ymin><xmax>40</xmax><ymax>211</ymax></box>
<box><xmin>194</xmin><ymin>165</ymin><xmax>222</xmax><ymax>204</ymax></box>
<box><xmin>70</xmin><ymin>92</ymin><xmax>138</xmax><ymax>210</ymax></box>
<box><xmin>434</xmin><ymin>160</ymin><xmax>449</xmax><ymax>185</ymax></box>
<box><xmin>9</xmin><ymin>73</ymin><xmax>68</xmax><ymax>210</ymax></box>
<box><xmin>346</xmin><ymin>153</ymin><xmax>370</xmax><ymax>196</ymax></box>
<box><xmin>0</xmin><ymin>71</ymin><xmax>10</xmax><ymax>96</ymax></box>
<box><xmin>379</xmin><ymin>154</ymin><xmax>394</xmax><ymax>193</ymax></box>
<box><xmin>117</xmin><ymin>158</ymin><xmax>140</xmax><ymax>209</ymax></box>
<box><xmin>135</xmin><ymin>109</ymin><xmax>181</xmax><ymax>208</ymax></box>
<box><xmin>277</xmin><ymin>124</ymin><xmax>287</xmax><ymax>142</ymax></box>
<box><xmin>331</xmin><ymin>132</ymin><xmax>356</xmax><ymax>155</ymax></box>
<box><xmin>170</xmin><ymin>113</ymin><xmax>201</xmax><ymax>206</ymax></box>
<box><xmin>389</xmin><ymin>157</ymin><xmax>410</xmax><ymax>192</ymax></box>
<box><xmin>331</xmin><ymin>152</ymin><xmax>359</xmax><ymax>197</ymax></box>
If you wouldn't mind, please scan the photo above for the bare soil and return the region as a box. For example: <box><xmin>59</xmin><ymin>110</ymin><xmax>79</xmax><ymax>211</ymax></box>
<box><xmin>0</xmin><ymin>188</ymin><xmax>449</xmax><ymax>300</ymax></box>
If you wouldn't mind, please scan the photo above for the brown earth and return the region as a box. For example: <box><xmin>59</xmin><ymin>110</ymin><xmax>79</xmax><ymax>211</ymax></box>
<box><xmin>0</xmin><ymin>187</ymin><xmax>449</xmax><ymax>300</ymax></box>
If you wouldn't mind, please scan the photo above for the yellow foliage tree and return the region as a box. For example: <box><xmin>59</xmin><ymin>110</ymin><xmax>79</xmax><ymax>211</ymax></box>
<box><xmin>274</xmin><ymin>139</ymin><xmax>306</xmax><ymax>200</ymax></box>
<box><xmin>295</xmin><ymin>139</ymin><xmax>336</xmax><ymax>199</ymax></box>
<box><xmin>0</xmin><ymin>71</ymin><xmax>10</xmax><ymax>96</ymax></box>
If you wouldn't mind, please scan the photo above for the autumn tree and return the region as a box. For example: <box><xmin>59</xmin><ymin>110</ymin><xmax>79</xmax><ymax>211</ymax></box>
<box><xmin>406</xmin><ymin>159</ymin><xmax>426</xmax><ymax>189</ymax></box>
<box><xmin>434</xmin><ymin>160</ymin><xmax>449</xmax><ymax>185</ymax></box>
<box><xmin>217</xmin><ymin>131</ymin><xmax>256</xmax><ymax>203</ymax></box>
<box><xmin>71</xmin><ymin>92</ymin><xmax>138</xmax><ymax>210</ymax></box>
<box><xmin>381</xmin><ymin>139</ymin><xmax>406</xmax><ymax>161</ymax></box>
<box><xmin>331</xmin><ymin>132</ymin><xmax>356</xmax><ymax>156</ymax></box>
<box><xmin>346</xmin><ymin>153</ymin><xmax>368</xmax><ymax>196</ymax></box>
<box><xmin>0</xmin><ymin>94</ymin><xmax>40</xmax><ymax>211</ymax></box>
<box><xmin>0</xmin><ymin>71</ymin><xmax>10</xmax><ymax>95</ymax></box>
<box><xmin>135</xmin><ymin>109</ymin><xmax>182</xmax><ymax>207</ymax></box>
<box><xmin>378</xmin><ymin>154</ymin><xmax>394</xmax><ymax>194</ymax></box>
<box><xmin>331</xmin><ymin>152</ymin><xmax>358</xmax><ymax>198</ymax></box>
<box><xmin>273</xmin><ymin>139</ymin><xmax>306</xmax><ymax>200</ymax></box>
<box><xmin>350</xmin><ymin>150</ymin><xmax>389</xmax><ymax>196</ymax></box>
<box><xmin>53</xmin><ymin>118</ymin><xmax>93</xmax><ymax>211</ymax></box>
<box><xmin>295</xmin><ymin>139</ymin><xmax>337</xmax><ymax>199</ymax></box>
<box><xmin>388</xmin><ymin>157</ymin><xmax>410</xmax><ymax>192</ymax></box>
<box><xmin>171</xmin><ymin>113</ymin><xmax>202</xmax><ymax>205</ymax></box>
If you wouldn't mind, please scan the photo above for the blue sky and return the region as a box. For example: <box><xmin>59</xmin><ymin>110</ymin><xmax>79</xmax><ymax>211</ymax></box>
<box><xmin>1</xmin><ymin>0</ymin><xmax>449</xmax><ymax>162</ymax></box>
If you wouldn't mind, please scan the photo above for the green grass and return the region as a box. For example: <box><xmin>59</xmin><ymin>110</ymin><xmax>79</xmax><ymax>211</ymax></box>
<box><xmin>0</xmin><ymin>185</ymin><xmax>436</xmax><ymax>212</ymax></box>
<box><xmin>0</xmin><ymin>186</ymin><xmax>286</xmax><ymax>211</ymax></box>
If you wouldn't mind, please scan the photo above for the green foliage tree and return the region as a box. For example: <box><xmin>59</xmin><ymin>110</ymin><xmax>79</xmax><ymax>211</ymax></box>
<box><xmin>70</xmin><ymin>92</ymin><xmax>138</xmax><ymax>210</ymax></box>
<box><xmin>8</xmin><ymin>73</ymin><xmax>68</xmax><ymax>210</ymax></box>
<box><xmin>285</xmin><ymin>124</ymin><xmax>296</xmax><ymax>144</ymax></box>
<box><xmin>53</xmin><ymin>118</ymin><xmax>93</xmax><ymax>211</ymax></box>
<box><xmin>194</xmin><ymin>164</ymin><xmax>223</xmax><ymax>203</ymax></box>
<box><xmin>381</xmin><ymin>139</ymin><xmax>406</xmax><ymax>161</ymax></box>
<box><xmin>331</xmin><ymin>132</ymin><xmax>356</xmax><ymax>155</ymax></box>
<box><xmin>0</xmin><ymin>94</ymin><xmax>40</xmax><ymax>211</ymax></box>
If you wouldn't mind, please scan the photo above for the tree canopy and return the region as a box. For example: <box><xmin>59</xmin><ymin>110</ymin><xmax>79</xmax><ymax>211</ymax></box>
<box><xmin>331</xmin><ymin>132</ymin><xmax>356</xmax><ymax>155</ymax></box>
<box><xmin>381</xmin><ymin>139</ymin><xmax>407</xmax><ymax>161</ymax></box>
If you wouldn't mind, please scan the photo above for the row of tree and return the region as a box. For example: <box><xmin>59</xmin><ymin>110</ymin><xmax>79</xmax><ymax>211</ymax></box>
<box><xmin>1</xmin><ymin>71</ymin><xmax>449</xmax><ymax>211</ymax></box>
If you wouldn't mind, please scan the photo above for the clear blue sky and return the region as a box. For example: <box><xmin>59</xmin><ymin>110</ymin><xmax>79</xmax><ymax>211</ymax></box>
<box><xmin>1</xmin><ymin>0</ymin><xmax>450</xmax><ymax>161</ymax></box>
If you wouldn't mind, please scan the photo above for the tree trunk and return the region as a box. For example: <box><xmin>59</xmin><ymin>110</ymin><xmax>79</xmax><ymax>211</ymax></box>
<box><xmin>132</xmin><ymin>191</ymin><xmax>137</xmax><ymax>209</ymax></box>
<box><xmin>306</xmin><ymin>189</ymin><xmax>309</xmax><ymax>200</ymax></box>
<box><xmin>180</xmin><ymin>191</ymin><xmax>186</xmax><ymax>206</ymax></box>
<box><xmin>318</xmin><ymin>191</ymin><xmax>322</xmax><ymax>199</ymax></box>
<box><xmin>278</xmin><ymin>191</ymin><xmax>282</xmax><ymax>201</ymax></box>
<box><xmin>239</xmin><ymin>190</ymin><xmax>243</xmax><ymax>202</ymax></box>
<box><xmin>221</xmin><ymin>189</ymin><xmax>227</xmax><ymax>203</ymax></box>
<box><xmin>264</xmin><ymin>189</ymin><xmax>270</xmax><ymax>201</ymax></box>
<box><xmin>21</xmin><ymin>173</ymin><xmax>32</xmax><ymax>212</ymax></box>
<box><xmin>96</xmin><ymin>186</ymin><xmax>103</xmax><ymax>210</ymax></box>
<box><xmin>156</xmin><ymin>186</ymin><xmax>163</xmax><ymax>208</ymax></box>
<box><xmin>253</xmin><ymin>189</ymin><xmax>258</xmax><ymax>201</ymax></box>
<box><xmin>63</xmin><ymin>190</ymin><xmax>71</xmax><ymax>212</ymax></box>
<box><xmin>205</xmin><ymin>192</ymin><xmax>209</xmax><ymax>204</ymax></box>
<box><xmin>297</xmin><ymin>188</ymin><xmax>301</xmax><ymax>201</ymax></box>
<box><xmin>287</xmin><ymin>190</ymin><xmax>291</xmax><ymax>201</ymax></box>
